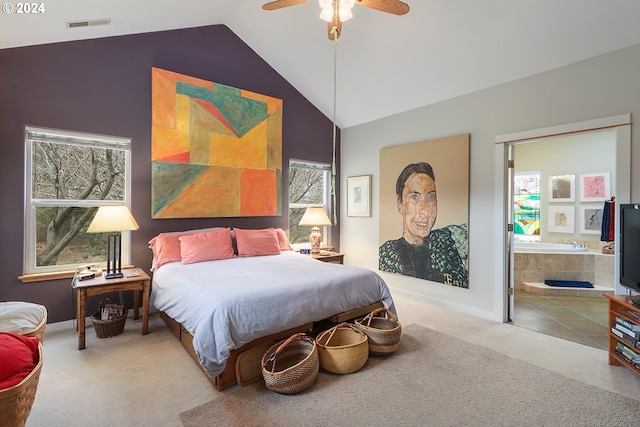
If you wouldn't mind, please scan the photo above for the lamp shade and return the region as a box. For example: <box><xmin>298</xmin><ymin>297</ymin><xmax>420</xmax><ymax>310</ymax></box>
<box><xmin>299</xmin><ymin>206</ymin><xmax>332</xmax><ymax>227</ymax></box>
<box><xmin>87</xmin><ymin>206</ymin><xmax>139</xmax><ymax>233</ymax></box>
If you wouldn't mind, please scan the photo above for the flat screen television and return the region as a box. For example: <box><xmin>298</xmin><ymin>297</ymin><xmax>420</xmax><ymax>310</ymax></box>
<box><xmin>620</xmin><ymin>203</ymin><xmax>640</xmax><ymax>307</ymax></box>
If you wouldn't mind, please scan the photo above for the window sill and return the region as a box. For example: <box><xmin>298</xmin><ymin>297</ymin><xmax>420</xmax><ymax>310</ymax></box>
<box><xmin>19</xmin><ymin>264</ymin><xmax>134</xmax><ymax>283</ymax></box>
<box><xmin>19</xmin><ymin>271</ymin><xmax>76</xmax><ymax>283</ymax></box>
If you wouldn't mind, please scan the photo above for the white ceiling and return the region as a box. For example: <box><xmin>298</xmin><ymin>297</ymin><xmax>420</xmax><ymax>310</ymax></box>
<box><xmin>2</xmin><ymin>0</ymin><xmax>640</xmax><ymax>129</ymax></box>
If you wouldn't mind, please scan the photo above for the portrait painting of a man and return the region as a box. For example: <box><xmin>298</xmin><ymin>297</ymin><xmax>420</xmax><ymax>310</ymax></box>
<box><xmin>379</xmin><ymin>134</ymin><xmax>469</xmax><ymax>288</ymax></box>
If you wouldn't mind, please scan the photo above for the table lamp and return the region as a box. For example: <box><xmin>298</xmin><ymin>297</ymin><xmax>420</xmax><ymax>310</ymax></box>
<box><xmin>298</xmin><ymin>206</ymin><xmax>332</xmax><ymax>254</ymax></box>
<box><xmin>87</xmin><ymin>206</ymin><xmax>139</xmax><ymax>279</ymax></box>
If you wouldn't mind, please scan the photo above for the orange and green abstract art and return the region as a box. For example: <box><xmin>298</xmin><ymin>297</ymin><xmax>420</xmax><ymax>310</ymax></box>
<box><xmin>151</xmin><ymin>67</ymin><xmax>282</xmax><ymax>218</ymax></box>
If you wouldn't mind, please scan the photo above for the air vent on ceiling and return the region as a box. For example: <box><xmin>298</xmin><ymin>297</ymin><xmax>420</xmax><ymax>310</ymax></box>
<box><xmin>66</xmin><ymin>18</ymin><xmax>111</xmax><ymax>29</ymax></box>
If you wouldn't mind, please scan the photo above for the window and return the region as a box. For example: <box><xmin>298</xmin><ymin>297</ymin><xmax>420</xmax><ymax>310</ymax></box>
<box><xmin>24</xmin><ymin>126</ymin><xmax>132</xmax><ymax>275</ymax></box>
<box><xmin>513</xmin><ymin>171</ymin><xmax>541</xmax><ymax>240</ymax></box>
<box><xmin>288</xmin><ymin>160</ymin><xmax>332</xmax><ymax>245</ymax></box>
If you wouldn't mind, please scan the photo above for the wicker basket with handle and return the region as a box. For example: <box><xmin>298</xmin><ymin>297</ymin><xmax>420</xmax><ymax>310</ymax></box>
<box><xmin>261</xmin><ymin>333</ymin><xmax>319</xmax><ymax>394</ymax></box>
<box><xmin>91</xmin><ymin>298</ymin><xmax>127</xmax><ymax>339</ymax></box>
<box><xmin>355</xmin><ymin>307</ymin><xmax>402</xmax><ymax>356</ymax></box>
<box><xmin>316</xmin><ymin>322</ymin><xmax>369</xmax><ymax>374</ymax></box>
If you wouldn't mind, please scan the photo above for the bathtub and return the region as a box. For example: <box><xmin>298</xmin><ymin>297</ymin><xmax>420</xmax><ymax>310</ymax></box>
<box><xmin>514</xmin><ymin>242</ymin><xmax>588</xmax><ymax>253</ymax></box>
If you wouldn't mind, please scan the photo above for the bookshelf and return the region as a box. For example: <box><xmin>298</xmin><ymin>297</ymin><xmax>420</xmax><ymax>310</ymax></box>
<box><xmin>605</xmin><ymin>293</ymin><xmax>640</xmax><ymax>375</ymax></box>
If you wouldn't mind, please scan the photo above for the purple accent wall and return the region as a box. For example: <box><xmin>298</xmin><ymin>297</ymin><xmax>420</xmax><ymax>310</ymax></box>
<box><xmin>0</xmin><ymin>25</ymin><xmax>341</xmax><ymax>322</ymax></box>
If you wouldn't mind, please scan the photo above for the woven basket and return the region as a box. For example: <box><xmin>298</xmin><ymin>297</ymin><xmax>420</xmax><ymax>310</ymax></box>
<box><xmin>0</xmin><ymin>342</ymin><xmax>43</xmax><ymax>427</ymax></box>
<box><xmin>23</xmin><ymin>306</ymin><xmax>47</xmax><ymax>343</ymax></box>
<box><xmin>261</xmin><ymin>333</ymin><xmax>319</xmax><ymax>394</ymax></box>
<box><xmin>235</xmin><ymin>341</ymin><xmax>275</xmax><ymax>386</ymax></box>
<box><xmin>91</xmin><ymin>298</ymin><xmax>127</xmax><ymax>339</ymax></box>
<box><xmin>316</xmin><ymin>322</ymin><xmax>369</xmax><ymax>374</ymax></box>
<box><xmin>355</xmin><ymin>307</ymin><xmax>402</xmax><ymax>356</ymax></box>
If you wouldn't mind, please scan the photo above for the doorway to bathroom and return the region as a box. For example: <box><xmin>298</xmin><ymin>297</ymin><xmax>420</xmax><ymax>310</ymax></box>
<box><xmin>498</xmin><ymin>115</ymin><xmax>631</xmax><ymax>349</ymax></box>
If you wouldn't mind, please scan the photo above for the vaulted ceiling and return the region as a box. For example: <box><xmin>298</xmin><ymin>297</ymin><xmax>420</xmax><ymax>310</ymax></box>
<box><xmin>3</xmin><ymin>0</ymin><xmax>640</xmax><ymax>128</ymax></box>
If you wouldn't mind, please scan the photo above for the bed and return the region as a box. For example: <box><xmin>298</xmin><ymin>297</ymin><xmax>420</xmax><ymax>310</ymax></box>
<box><xmin>149</xmin><ymin>227</ymin><xmax>395</xmax><ymax>390</ymax></box>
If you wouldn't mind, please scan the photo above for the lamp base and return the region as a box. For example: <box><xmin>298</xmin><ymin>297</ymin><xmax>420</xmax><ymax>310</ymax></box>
<box><xmin>309</xmin><ymin>226</ymin><xmax>322</xmax><ymax>254</ymax></box>
<box><xmin>104</xmin><ymin>272</ymin><xmax>124</xmax><ymax>280</ymax></box>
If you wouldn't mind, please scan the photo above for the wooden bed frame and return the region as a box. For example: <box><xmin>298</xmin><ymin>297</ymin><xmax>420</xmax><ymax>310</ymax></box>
<box><xmin>159</xmin><ymin>301</ymin><xmax>383</xmax><ymax>390</ymax></box>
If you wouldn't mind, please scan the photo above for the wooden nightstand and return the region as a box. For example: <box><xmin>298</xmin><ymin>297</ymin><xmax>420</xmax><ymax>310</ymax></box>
<box><xmin>310</xmin><ymin>251</ymin><xmax>344</xmax><ymax>264</ymax></box>
<box><xmin>72</xmin><ymin>267</ymin><xmax>150</xmax><ymax>350</ymax></box>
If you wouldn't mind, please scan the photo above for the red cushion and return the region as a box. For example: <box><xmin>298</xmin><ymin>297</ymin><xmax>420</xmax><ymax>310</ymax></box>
<box><xmin>0</xmin><ymin>333</ymin><xmax>39</xmax><ymax>389</ymax></box>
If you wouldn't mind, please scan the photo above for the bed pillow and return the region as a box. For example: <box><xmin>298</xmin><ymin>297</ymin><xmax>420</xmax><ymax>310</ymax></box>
<box><xmin>275</xmin><ymin>228</ymin><xmax>293</xmax><ymax>251</ymax></box>
<box><xmin>234</xmin><ymin>228</ymin><xmax>281</xmax><ymax>257</ymax></box>
<box><xmin>179</xmin><ymin>228</ymin><xmax>236</xmax><ymax>264</ymax></box>
<box><xmin>149</xmin><ymin>227</ymin><xmax>220</xmax><ymax>269</ymax></box>
<box><xmin>0</xmin><ymin>332</ymin><xmax>39</xmax><ymax>389</ymax></box>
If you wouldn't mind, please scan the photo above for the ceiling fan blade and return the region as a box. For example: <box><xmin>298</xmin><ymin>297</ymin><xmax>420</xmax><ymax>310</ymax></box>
<box><xmin>355</xmin><ymin>0</ymin><xmax>410</xmax><ymax>15</ymax></box>
<box><xmin>328</xmin><ymin>18</ymin><xmax>342</xmax><ymax>40</ymax></box>
<box><xmin>262</xmin><ymin>0</ymin><xmax>310</xmax><ymax>11</ymax></box>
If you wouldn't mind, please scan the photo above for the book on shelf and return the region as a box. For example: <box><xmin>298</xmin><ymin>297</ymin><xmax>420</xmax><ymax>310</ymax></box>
<box><xmin>616</xmin><ymin>315</ymin><xmax>640</xmax><ymax>332</ymax></box>
<box><xmin>615</xmin><ymin>342</ymin><xmax>640</xmax><ymax>365</ymax></box>
<box><xmin>613</xmin><ymin>321</ymin><xmax>640</xmax><ymax>340</ymax></box>
<box><xmin>624</xmin><ymin>310</ymin><xmax>640</xmax><ymax>322</ymax></box>
<box><xmin>611</xmin><ymin>327</ymin><xmax>638</xmax><ymax>347</ymax></box>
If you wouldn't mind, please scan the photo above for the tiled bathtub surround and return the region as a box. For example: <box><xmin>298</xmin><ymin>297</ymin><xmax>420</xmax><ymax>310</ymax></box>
<box><xmin>514</xmin><ymin>251</ymin><xmax>615</xmax><ymax>290</ymax></box>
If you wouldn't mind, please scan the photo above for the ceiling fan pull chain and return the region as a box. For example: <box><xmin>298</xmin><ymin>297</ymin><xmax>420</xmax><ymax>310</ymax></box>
<box><xmin>331</xmin><ymin>25</ymin><xmax>338</xmax><ymax>225</ymax></box>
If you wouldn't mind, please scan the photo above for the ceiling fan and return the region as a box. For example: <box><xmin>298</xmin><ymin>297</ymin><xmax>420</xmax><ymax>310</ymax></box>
<box><xmin>262</xmin><ymin>0</ymin><xmax>410</xmax><ymax>40</ymax></box>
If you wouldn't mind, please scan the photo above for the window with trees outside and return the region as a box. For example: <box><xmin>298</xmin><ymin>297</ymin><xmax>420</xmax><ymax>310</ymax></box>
<box><xmin>288</xmin><ymin>160</ymin><xmax>332</xmax><ymax>245</ymax></box>
<box><xmin>24</xmin><ymin>126</ymin><xmax>132</xmax><ymax>275</ymax></box>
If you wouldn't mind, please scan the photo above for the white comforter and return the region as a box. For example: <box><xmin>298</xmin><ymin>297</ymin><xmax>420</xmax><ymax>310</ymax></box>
<box><xmin>150</xmin><ymin>251</ymin><xmax>395</xmax><ymax>378</ymax></box>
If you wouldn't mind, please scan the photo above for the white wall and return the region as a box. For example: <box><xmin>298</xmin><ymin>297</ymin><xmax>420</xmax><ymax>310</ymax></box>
<box><xmin>340</xmin><ymin>43</ymin><xmax>640</xmax><ymax>322</ymax></box>
<box><xmin>516</xmin><ymin>130</ymin><xmax>616</xmax><ymax>243</ymax></box>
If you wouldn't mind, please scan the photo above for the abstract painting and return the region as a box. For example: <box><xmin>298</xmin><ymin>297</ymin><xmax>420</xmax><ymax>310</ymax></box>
<box><xmin>579</xmin><ymin>172</ymin><xmax>610</xmax><ymax>202</ymax></box>
<box><xmin>548</xmin><ymin>175</ymin><xmax>575</xmax><ymax>202</ymax></box>
<box><xmin>151</xmin><ymin>67</ymin><xmax>282</xmax><ymax>218</ymax></box>
<box><xmin>580</xmin><ymin>204</ymin><xmax>604</xmax><ymax>234</ymax></box>
<box><xmin>547</xmin><ymin>205</ymin><xmax>575</xmax><ymax>233</ymax></box>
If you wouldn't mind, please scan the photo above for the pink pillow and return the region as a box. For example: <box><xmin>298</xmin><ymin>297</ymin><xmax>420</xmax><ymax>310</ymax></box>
<box><xmin>149</xmin><ymin>227</ymin><xmax>220</xmax><ymax>269</ymax></box>
<box><xmin>275</xmin><ymin>228</ymin><xmax>293</xmax><ymax>251</ymax></box>
<box><xmin>0</xmin><ymin>333</ymin><xmax>39</xmax><ymax>389</ymax></box>
<box><xmin>234</xmin><ymin>228</ymin><xmax>281</xmax><ymax>257</ymax></box>
<box><xmin>179</xmin><ymin>228</ymin><xmax>236</xmax><ymax>264</ymax></box>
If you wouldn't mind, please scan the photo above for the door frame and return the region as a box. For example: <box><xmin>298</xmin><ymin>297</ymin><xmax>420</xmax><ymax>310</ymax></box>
<box><xmin>495</xmin><ymin>114</ymin><xmax>631</xmax><ymax>322</ymax></box>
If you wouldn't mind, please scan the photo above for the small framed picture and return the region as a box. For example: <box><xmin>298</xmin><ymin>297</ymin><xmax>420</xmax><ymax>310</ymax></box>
<box><xmin>580</xmin><ymin>204</ymin><xmax>604</xmax><ymax>234</ymax></box>
<box><xmin>548</xmin><ymin>175</ymin><xmax>575</xmax><ymax>202</ymax></box>
<box><xmin>347</xmin><ymin>175</ymin><xmax>371</xmax><ymax>217</ymax></box>
<box><xmin>580</xmin><ymin>172</ymin><xmax>610</xmax><ymax>202</ymax></box>
<box><xmin>547</xmin><ymin>205</ymin><xmax>575</xmax><ymax>233</ymax></box>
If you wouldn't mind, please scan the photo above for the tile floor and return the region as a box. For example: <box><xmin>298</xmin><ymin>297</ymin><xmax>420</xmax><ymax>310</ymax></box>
<box><xmin>512</xmin><ymin>289</ymin><xmax>610</xmax><ymax>350</ymax></box>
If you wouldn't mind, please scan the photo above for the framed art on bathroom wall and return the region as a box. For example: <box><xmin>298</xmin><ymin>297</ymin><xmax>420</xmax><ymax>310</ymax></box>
<box><xmin>579</xmin><ymin>172</ymin><xmax>610</xmax><ymax>202</ymax></box>
<box><xmin>548</xmin><ymin>175</ymin><xmax>575</xmax><ymax>202</ymax></box>
<box><xmin>547</xmin><ymin>205</ymin><xmax>575</xmax><ymax>233</ymax></box>
<box><xmin>580</xmin><ymin>204</ymin><xmax>604</xmax><ymax>234</ymax></box>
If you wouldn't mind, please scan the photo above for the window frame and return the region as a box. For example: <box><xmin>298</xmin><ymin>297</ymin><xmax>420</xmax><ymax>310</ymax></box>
<box><xmin>23</xmin><ymin>126</ymin><xmax>133</xmax><ymax>276</ymax></box>
<box><xmin>513</xmin><ymin>170</ymin><xmax>541</xmax><ymax>241</ymax></box>
<box><xmin>288</xmin><ymin>159</ymin><xmax>332</xmax><ymax>248</ymax></box>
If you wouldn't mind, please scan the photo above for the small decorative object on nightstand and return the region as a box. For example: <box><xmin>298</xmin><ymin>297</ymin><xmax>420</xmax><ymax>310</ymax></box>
<box><xmin>299</xmin><ymin>206</ymin><xmax>332</xmax><ymax>254</ymax></box>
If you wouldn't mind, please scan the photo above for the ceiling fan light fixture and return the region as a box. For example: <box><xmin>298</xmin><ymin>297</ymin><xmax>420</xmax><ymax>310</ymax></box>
<box><xmin>319</xmin><ymin>0</ymin><xmax>355</xmax><ymax>22</ymax></box>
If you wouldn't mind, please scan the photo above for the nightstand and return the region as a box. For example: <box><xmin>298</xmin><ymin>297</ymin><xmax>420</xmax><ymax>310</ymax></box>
<box><xmin>72</xmin><ymin>267</ymin><xmax>150</xmax><ymax>350</ymax></box>
<box><xmin>310</xmin><ymin>251</ymin><xmax>344</xmax><ymax>264</ymax></box>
